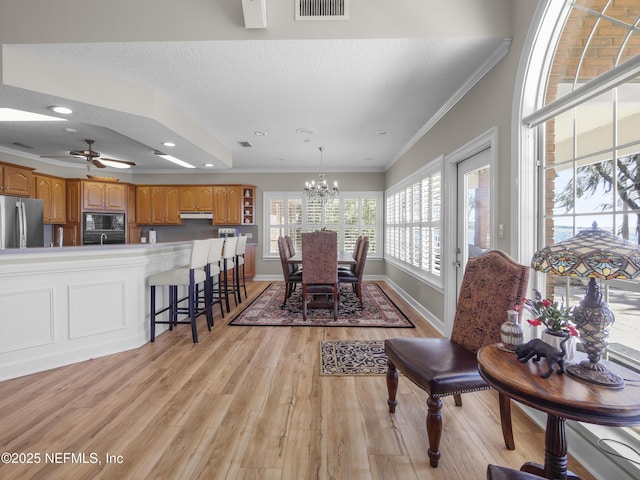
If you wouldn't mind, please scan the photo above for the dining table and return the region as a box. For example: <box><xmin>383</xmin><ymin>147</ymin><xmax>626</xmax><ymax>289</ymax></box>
<box><xmin>287</xmin><ymin>251</ymin><xmax>356</xmax><ymax>265</ymax></box>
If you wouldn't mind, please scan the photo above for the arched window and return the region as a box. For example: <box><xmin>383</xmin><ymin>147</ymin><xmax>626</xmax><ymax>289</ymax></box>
<box><xmin>522</xmin><ymin>0</ymin><xmax>640</xmax><ymax>471</ymax></box>
<box><xmin>526</xmin><ymin>1</ymin><xmax>640</xmax><ymax>363</ymax></box>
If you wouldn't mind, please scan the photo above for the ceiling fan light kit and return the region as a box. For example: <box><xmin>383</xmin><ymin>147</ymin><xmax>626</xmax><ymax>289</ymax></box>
<box><xmin>41</xmin><ymin>139</ymin><xmax>136</xmax><ymax>170</ymax></box>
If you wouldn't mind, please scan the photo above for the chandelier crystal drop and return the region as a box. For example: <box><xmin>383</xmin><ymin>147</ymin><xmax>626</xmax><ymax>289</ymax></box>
<box><xmin>303</xmin><ymin>147</ymin><xmax>339</xmax><ymax>203</ymax></box>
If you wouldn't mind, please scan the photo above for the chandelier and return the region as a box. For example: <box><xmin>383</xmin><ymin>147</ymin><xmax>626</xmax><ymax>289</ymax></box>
<box><xmin>303</xmin><ymin>147</ymin><xmax>339</xmax><ymax>203</ymax></box>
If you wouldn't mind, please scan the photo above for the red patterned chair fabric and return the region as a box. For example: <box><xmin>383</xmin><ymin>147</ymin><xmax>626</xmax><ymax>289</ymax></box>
<box><xmin>384</xmin><ymin>250</ymin><xmax>529</xmax><ymax>468</ymax></box>
<box><xmin>302</xmin><ymin>230</ymin><xmax>339</xmax><ymax>320</ymax></box>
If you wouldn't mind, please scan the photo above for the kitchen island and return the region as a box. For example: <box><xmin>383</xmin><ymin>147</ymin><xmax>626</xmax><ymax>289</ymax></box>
<box><xmin>0</xmin><ymin>242</ymin><xmax>192</xmax><ymax>381</ymax></box>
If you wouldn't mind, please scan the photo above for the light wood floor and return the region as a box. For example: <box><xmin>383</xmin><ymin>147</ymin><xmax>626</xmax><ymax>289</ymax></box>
<box><xmin>0</xmin><ymin>281</ymin><xmax>594</xmax><ymax>480</ymax></box>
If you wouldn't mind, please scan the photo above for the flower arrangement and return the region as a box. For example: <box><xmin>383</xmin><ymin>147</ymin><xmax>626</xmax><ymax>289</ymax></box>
<box><xmin>516</xmin><ymin>289</ymin><xmax>579</xmax><ymax>337</ymax></box>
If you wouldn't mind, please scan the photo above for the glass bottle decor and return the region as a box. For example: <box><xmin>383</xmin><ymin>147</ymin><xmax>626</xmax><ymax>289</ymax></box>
<box><xmin>500</xmin><ymin>309</ymin><xmax>524</xmax><ymax>352</ymax></box>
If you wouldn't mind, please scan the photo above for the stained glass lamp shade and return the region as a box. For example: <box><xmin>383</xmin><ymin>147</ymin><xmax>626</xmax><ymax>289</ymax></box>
<box><xmin>531</xmin><ymin>223</ymin><xmax>640</xmax><ymax>388</ymax></box>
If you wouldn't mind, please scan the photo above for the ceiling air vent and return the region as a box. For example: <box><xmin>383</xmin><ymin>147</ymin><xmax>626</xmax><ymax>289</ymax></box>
<box><xmin>238</xmin><ymin>141</ymin><xmax>253</xmax><ymax>148</ymax></box>
<box><xmin>296</xmin><ymin>0</ymin><xmax>349</xmax><ymax>21</ymax></box>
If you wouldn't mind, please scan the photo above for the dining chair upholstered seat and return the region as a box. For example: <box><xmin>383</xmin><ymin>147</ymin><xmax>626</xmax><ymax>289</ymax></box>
<box><xmin>234</xmin><ymin>235</ymin><xmax>248</xmax><ymax>303</ymax></box>
<box><xmin>338</xmin><ymin>236</ymin><xmax>369</xmax><ymax>305</ymax></box>
<box><xmin>486</xmin><ymin>465</ymin><xmax>546</xmax><ymax>480</ymax></box>
<box><xmin>301</xmin><ymin>230</ymin><xmax>339</xmax><ymax>320</ymax></box>
<box><xmin>278</xmin><ymin>236</ymin><xmax>302</xmax><ymax>306</ymax></box>
<box><xmin>384</xmin><ymin>250</ymin><xmax>529</xmax><ymax>468</ymax></box>
<box><xmin>148</xmin><ymin>239</ymin><xmax>212</xmax><ymax>343</ymax></box>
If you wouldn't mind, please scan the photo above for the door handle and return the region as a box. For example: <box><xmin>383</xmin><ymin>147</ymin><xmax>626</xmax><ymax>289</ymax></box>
<box><xmin>453</xmin><ymin>260</ymin><xmax>461</xmax><ymax>268</ymax></box>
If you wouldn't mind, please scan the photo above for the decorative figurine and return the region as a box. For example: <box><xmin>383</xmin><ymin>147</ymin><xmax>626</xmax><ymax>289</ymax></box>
<box><xmin>514</xmin><ymin>336</ymin><xmax>571</xmax><ymax>378</ymax></box>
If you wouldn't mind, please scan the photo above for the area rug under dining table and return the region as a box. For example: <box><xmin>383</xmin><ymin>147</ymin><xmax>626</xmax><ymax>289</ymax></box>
<box><xmin>229</xmin><ymin>282</ymin><xmax>414</xmax><ymax>328</ymax></box>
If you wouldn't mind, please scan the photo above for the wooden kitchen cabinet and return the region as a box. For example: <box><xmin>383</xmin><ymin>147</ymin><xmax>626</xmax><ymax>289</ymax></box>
<box><xmin>179</xmin><ymin>185</ymin><xmax>213</xmax><ymax>212</ymax></box>
<box><xmin>213</xmin><ymin>185</ymin><xmax>245</xmax><ymax>225</ymax></box>
<box><xmin>135</xmin><ymin>186</ymin><xmax>151</xmax><ymax>224</ymax></box>
<box><xmin>34</xmin><ymin>174</ymin><xmax>66</xmax><ymax>224</ymax></box>
<box><xmin>0</xmin><ymin>163</ymin><xmax>33</xmax><ymax>197</ymax></box>
<box><xmin>137</xmin><ymin>185</ymin><xmax>180</xmax><ymax>225</ymax></box>
<box><xmin>66</xmin><ymin>180</ymin><xmax>81</xmax><ymax>223</ymax></box>
<box><xmin>244</xmin><ymin>244</ymin><xmax>256</xmax><ymax>279</ymax></box>
<box><xmin>83</xmin><ymin>181</ymin><xmax>126</xmax><ymax>211</ymax></box>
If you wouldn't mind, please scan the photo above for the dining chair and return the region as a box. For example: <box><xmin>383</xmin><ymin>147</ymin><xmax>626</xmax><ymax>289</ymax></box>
<box><xmin>278</xmin><ymin>236</ymin><xmax>302</xmax><ymax>306</ymax></box>
<box><xmin>339</xmin><ymin>235</ymin><xmax>363</xmax><ymax>273</ymax></box>
<box><xmin>301</xmin><ymin>230</ymin><xmax>339</xmax><ymax>320</ymax></box>
<box><xmin>384</xmin><ymin>250</ymin><xmax>529</xmax><ymax>468</ymax></box>
<box><xmin>148</xmin><ymin>239</ymin><xmax>212</xmax><ymax>343</ymax></box>
<box><xmin>338</xmin><ymin>236</ymin><xmax>369</xmax><ymax>305</ymax></box>
<box><xmin>285</xmin><ymin>234</ymin><xmax>296</xmax><ymax>256</ymax></box>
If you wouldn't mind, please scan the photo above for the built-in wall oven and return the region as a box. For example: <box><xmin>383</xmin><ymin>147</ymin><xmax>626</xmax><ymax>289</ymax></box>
<box><xmin>83</xmin><ymin>212</ymin><xmax>126</xmax><ymax>245</ymax></box>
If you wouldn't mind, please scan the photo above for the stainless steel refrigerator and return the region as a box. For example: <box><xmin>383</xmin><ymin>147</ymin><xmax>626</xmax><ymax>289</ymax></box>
<box><xmin>0</xmin><ymin>195</ymin><xmax>44</xmax><ymax>248</ymax></box>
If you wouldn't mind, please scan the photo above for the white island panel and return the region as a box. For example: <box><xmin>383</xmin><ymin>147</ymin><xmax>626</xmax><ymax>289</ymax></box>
<box><xmin>0</xmin><ymin>242</ymin><xmax>191</xmax><ymax>381</ymax></box>
<box><xmin>0</xmin><ymin>288</ymin><xmax>54</xmax><ymax>352</ymax></box>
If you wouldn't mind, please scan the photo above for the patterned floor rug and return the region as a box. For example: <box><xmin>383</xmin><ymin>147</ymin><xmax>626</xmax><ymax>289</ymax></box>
<box><xmin>320</xmin><ymin>339</ymin><xmax>388</xmax><ymax>375</ymax></box>
<box><xmin>229</xmin><ymin>282</ymin><xmax>414</xmax><ymax>328</ymax></box>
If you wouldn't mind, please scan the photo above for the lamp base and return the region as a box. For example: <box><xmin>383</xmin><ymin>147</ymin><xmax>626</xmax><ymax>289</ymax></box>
<box><xmin>566</xmin><ymin>360</ymin><xmax>624</xmax><ymax>389</ymax></box>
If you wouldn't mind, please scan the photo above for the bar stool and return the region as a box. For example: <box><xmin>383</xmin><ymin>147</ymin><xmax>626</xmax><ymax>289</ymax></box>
<box><xmin>148</xmin><ymin>239</ymin><xmax>212</xmax><ymax>343</ymax></box>
<box><xmin>221</xmin><ymin>236</ymin><xmax>238</xmax><ymax>312</ymax></box>
<box><xmin>234</xmin><ymin>235</ymin><xmax>248</xmax><ymax>303</ymax></box>
<box><xmin>204</xmin><ymin>237</ymin><xmax>226</xmax><ymax>322</ymax></box>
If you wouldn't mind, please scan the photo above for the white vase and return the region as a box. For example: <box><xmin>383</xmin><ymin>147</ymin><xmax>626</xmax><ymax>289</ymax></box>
<box><xmin>541</xmin><ymin>330</ymin><xmax>576</xmax><ymax>363</ymax></box>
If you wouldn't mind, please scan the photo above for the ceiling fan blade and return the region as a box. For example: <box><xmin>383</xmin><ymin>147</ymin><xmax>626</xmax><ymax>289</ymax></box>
<box><xmin>92</xmin><ymin>159</ymin><xmax>107</xmax><ymax>168</ymax></box>
<box><xmin>40</xmin><ymin>155</ymin><xmax>79</xmax><ymax>159</ymax></box>
<box><xmin>101</xmin><ymin>157</ymin><xmax>136</xmax><ymax>166</ymax></box>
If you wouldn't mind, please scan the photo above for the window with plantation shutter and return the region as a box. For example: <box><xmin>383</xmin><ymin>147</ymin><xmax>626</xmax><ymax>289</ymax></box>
<box><xmin>264</xmin><ymin>191</ymin><xmax>382</xmax><ymax>259</ymax></box>
<box><xmin>385</xmin><ymin>159</ymin><xmax>442</xmax><ymax>286</ymax></box>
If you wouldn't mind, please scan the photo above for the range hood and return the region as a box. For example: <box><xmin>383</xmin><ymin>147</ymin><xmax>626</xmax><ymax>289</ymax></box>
<box><xmin>180</xmin><ymin>212</ymin><xmax>213</xmax><ymax>219</ymax></box>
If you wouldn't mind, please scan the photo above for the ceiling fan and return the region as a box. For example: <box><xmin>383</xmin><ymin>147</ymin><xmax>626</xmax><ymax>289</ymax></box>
<box><xmin>41</xmin><ymin>139</ymin><xmax>136</xmax><ymax>170</ymax></box>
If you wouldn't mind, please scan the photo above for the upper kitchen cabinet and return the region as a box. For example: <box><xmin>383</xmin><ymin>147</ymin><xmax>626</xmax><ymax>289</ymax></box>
<box><xmin>34</xmin><ymin>174</ymin><xmax>66</xmax><ymax>224</ymax></box>
<box><xmin>213</xmin><ymin>185</ymin><xmax>255</xmax><ymax>225</ymax></box>
<box><xmin>135</xmin><ymin>185</ymin><xmax>181</xmax><ymax>225</ymax></box>
<box><xmin>83</xmin><ymin>181</ymin><xmax>126</xmax><ymax>211</ymax></box>
<box><xmin>179</xmin><ymin>185</ymin><xmax>213</xmax><ymax>212</ymax></box>
<box><xmin>151</xmin><ymin>186</ymin><xmax>181</xmax><ymax>224</ymax></box>
<box><xmin>0</xmin><ymin>162</ymin><xmax>33</xmax><ymax>197</ymax></box>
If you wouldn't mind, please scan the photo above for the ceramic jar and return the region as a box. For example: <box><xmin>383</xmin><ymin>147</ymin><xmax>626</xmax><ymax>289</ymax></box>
<box><xmin>541</xmin><ymin>330</ymin><xmax>576</xmax><ymax>362</ymax></box>
<box><xmin>500</xmin><ymin>310</ymin><xmax>524</xmax><ymax>352</ymax></box>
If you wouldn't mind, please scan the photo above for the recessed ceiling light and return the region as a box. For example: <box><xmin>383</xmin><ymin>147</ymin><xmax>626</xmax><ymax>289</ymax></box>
<box><xmin>254</xmin><ymin>131</ymin><xmax>267</xmax><ymax>136</ymax></box>
<box><xmin>162</xmin><ymin>141</ymin><xmax>176</xmax><ymax>147</ymax></box>
<box><xmin>49</xmin><ymin>106</ymin><xmax>73</xmax><ymax>115</ymax></box>
<box><xmin>376</xmin><ymin>130</ymin><xmax>388</xmax><ymax>135</ymax></box>
<box><xmin>64</xmin><ymin>128</ymin><xmax>77</xmax><ymax>133</ymax></box>
<box><xmin>0</xmin><ymin>108</ymin><xmax>66</xmax><ymax>122</ymax></box>
<box><xmin>296</xmin><ymin>128</ymin><xmax>316</xmax><ymax>135</ymax></box>
<box><xmin>203</xmin><ymin>163</ymin><xmax>214</xmax><ymax>167</ymax></box>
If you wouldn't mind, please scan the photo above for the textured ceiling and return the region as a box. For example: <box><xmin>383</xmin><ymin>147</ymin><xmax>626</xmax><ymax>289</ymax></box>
<box><xmin>0</xmin><ymin>2</ymin><xmax>511</xmax><ymax>174</ymax></box>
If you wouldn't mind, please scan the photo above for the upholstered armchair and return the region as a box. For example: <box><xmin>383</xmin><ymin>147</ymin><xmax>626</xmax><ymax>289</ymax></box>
<box><xmin>384</xmin><ymin>250</ymin><xmax>529</xmax><ymax>468</ymax></box>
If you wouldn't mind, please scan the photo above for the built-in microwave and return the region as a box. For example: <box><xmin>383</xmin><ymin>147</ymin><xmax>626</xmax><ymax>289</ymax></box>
<box><xmin>83</xmin><ymin>212</ymin><xmax>126</xmax><ymax>245</ymax></box>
